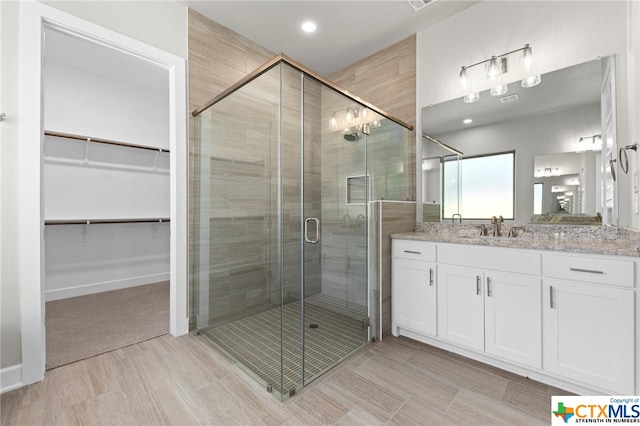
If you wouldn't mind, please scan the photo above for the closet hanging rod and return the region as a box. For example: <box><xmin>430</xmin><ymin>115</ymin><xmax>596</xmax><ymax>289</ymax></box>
<box><xmin>45</xmin><ymin>218</ymin><xmax>170</xmax><ymax>225</ymax></box>
<box><xmin>44</xmin><ymin>131</ymin><xmax>170</xmax><ymax>153</ymax></box>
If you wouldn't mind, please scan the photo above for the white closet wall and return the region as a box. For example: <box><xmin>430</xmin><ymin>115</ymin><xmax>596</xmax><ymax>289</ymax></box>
<box><xmin>43</xmin><ymin>28</ymin><xmax>171</xmax><ymax>301</ymax></box>
<box><xmin>44</xmin><ymin>61</ymin><xmax>169</xmax><ymax>149</ymax></box>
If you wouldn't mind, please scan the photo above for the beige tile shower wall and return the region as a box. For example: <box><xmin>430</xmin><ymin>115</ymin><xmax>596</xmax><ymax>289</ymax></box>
<box><xmin>379</xmin><ymin>201</ymin><xmax>416</xmax><ymax>338</ymax></box>
<box><xmin>188</xmin><ymin>10</ymin><xmax>275</xmax><ymax>112</ymax></box>
<box><xmin>189</xmin><ymin>11</ymin><xmax>276</xmax><ymax>329</ymax></box>
<box><xmin>329</xmin><ymin>35</ymin><xmax>417</xmax><ymax>201</ymax></box>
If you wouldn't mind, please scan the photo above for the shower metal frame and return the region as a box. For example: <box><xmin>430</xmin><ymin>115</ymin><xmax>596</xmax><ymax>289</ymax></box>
<box><xmin>191</xmin><ymin>54</ymin><xmax>414</xmax><ymax>398</ymax></box>
<box><xmin>191</xmin><ymin>53</ymin><xmax>413</xmax><ymax>132</ymax></box>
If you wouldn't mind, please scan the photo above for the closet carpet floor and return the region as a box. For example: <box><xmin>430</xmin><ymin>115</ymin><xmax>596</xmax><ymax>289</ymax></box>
<box><xmin>45</xmin><ymin>281</ymin><xmax>169</xmax><ymax>370</ymax></box>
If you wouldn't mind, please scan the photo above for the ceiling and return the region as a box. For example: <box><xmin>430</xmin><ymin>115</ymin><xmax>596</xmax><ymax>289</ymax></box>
<box><xmin>182</xmin><ymin>0</ymin><xmax>479</xmax><ymax>76</ymax></box>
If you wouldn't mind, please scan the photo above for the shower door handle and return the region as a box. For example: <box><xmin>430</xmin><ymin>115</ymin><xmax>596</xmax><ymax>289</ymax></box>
<box><xmin>304</xmin><ymin>218</ymin><xmax>320</xmax><ymax>244</ymax></box>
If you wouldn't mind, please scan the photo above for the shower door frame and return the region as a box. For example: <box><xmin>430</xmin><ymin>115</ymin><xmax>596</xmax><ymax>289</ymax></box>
<box><xmin>191</xmin><ymin>54</ymin><xmax>413</xmax><ymax>398</ymax></box>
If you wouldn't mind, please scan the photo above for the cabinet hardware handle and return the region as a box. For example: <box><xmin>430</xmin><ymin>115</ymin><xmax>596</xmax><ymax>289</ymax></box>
<box><xmin>429</xmin><ymin>268</ymin><xmax>434</xmax><ymax>286</ymax></box>
<box><xmin>549</xmin><ymin>286</ymin><xmax>555</xmax><ymax>309</ymax></box>
<box><xmin>487</xmin><ymin>277</ymin><xmax>492</xmax><ymax>297</ymax></box>
<box><xmin>569</xmin><ymin>267</ymin><xmax>604</xmax><ymax>274</ymax></box>
<box><xmin>403</xmin><ymin>250</ymin><xmax>421</xmax><ymax>254</ymax></box>
<box><xmin>476</xmin><ymin>276</ymin><xmax>481</xmax><ymax>295</ymax></box>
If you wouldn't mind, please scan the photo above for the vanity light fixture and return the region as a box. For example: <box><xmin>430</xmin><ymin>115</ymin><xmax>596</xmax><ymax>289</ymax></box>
<box><xmin>459</xmin><ymin>43</ymin><xmax>540</xmax><ymax>102</ymax></box>
<box><xmin>576</xmin><ymin>134</ymin><xmax>602</xmax><ymax>152</ymax></box>
<box><xmin>463</xmin><ymin>118</ymin><xmax>473</xmax><ymax>124</ymax></box>
<box><xmin>329</xmin><ymin>105</ymin><xmax>381</xmax><ymax>134</ymax></box>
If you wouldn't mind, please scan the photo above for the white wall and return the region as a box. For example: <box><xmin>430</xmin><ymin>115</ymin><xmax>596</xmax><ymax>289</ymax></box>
<box><xmin>44</xmin><ymin>223</ymin><xmax>170</xmax><ymax>300</ymax></box>
<box><xmin>44</xmin><ymin>62</ymin><xmax>170</xmax><ymax>149</ymax></box>
<box><xmin>416</xmin><ymin>1</ymin><xmax>633</xmax><ymax>227</ymax></box>
<box><xmin>0</xmin><ymin>0</ymin><xmax>188</xmax><ymax>376</ymax></box>
<box><xmin>628</xmin><ymin>1</ymin><xmax>640</xmax><ymax>229</ymax></box>
<box><xmin>41</xmin><ymin>1</ymin><xmax>188</xmax><ymax>59</ymax></box>
<box><xmin>1</xmin><ymin>1</ymin><xmax>23</xmax><ymax>370</ymax></box>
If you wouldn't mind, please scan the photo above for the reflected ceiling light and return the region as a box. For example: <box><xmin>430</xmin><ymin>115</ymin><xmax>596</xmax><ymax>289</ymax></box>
<box><xmin>301</xmin><ymin>21</ymin><xmax>317</xmax><ymax>33</ymax></box>
<box><xmin>463</xmin><ymin>118</ymin><xmax>473</xmax><ymax>124</ymax></box>
<box><xmin>459</xmin><ymin>44</ymin><xmax>538</xmax><ymax>102</ymax></box>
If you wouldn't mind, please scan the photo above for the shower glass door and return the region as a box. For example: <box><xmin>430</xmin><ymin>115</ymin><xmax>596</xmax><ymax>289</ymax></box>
<box><xmin>299</xmin><ymin>75</ymin><xmax>370</xmax><ymax>388</ymax></box>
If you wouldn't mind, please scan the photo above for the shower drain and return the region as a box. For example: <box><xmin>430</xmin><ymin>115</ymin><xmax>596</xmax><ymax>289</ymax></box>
<box><xmin>308</xmin><ymin>323</ymin><xmax>319</xmax><ymax>329</ymax></box>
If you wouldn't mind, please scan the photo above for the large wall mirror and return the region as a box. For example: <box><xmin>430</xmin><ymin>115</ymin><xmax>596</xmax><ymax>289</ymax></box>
<box><xmin>421</xmin><ymin>56</ymin><xmax>617</xmax><ymax>225</ymax></box>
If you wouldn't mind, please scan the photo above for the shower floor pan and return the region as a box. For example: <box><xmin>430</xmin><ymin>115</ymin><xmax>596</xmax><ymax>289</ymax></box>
<box><xmin>200</xmin><ymin>295</ymin><xmax>367</xmax><ymax>397</ymax></box>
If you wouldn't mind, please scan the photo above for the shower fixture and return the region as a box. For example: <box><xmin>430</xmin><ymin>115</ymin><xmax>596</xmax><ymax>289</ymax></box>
<box><xmin>344</xmin><ymin>132</ymin><xmax>358</xmax><ymax>142</ymax></box>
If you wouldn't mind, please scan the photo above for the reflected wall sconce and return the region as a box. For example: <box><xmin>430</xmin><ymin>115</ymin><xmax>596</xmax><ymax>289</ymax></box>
<box><xmin>576</xmin><ymin>134</ymin><xmax>602</xmax><ymax>152</ymax></box>
<box><xmin>330</xmin><ymin>106</ymin><xmax>381</xmax><ymax>135</ymax></box>
<box><xmin>459</xmin><ymin>44</ymin><xmax>540</xmax><ymax>103</ymax></box>
<box><xmin>535</xmin><ymin>167</ymin><xmax>561</xmax><ymax>178</ymax></box>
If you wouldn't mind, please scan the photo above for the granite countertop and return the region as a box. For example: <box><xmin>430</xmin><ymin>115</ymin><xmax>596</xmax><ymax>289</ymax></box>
<box><xmin>391</xmin><ymin>223</ymin><xmax>640</xmax><ymax>258</ymax></box>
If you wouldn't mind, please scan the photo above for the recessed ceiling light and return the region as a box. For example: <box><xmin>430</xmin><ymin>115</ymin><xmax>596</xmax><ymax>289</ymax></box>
<box><xmin>301</xmin><ymin>21</ymin><xmax>317</xmax><ymax>33</ymax></box>
<box><xmin>463</xmin><ymin>118</ymin><xmax>473</xmax><ymax>124</ymax></box>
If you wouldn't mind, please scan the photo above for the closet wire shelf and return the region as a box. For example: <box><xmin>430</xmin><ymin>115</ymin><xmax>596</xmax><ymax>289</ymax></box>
<box><xmin>44</xmin><ymin>130</ymin><xmax>170</xmax><ymax>153</ymax></box>
<box><xmin>44</xmin><ymin>218</ymin><xmax>170</xmax><ymax>225</ymax></box>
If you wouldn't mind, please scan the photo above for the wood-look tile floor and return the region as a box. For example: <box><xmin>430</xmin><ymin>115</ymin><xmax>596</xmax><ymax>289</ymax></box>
<box><xmin>1</xmin><ymin>334</ymin><xmax>565</xmax><ymax>425</ymax></box>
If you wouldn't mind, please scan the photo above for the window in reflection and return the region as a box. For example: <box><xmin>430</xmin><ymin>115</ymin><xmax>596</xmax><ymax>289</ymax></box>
<box><xmin>443</xmin><ymin>151</ymin><xmax>515</xmax><ymax>220</ymax></box>
<box><xmin>533</xmin><ymin>183</ymin><xmax>543</xmax><ymax>215</ymax></box>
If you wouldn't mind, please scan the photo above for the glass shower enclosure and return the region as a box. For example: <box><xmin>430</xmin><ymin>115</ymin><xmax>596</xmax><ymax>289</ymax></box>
<box><xmin>191</xmin><ymin>55</ymin><xmax>413</xmax><ymax>400</ymax></box>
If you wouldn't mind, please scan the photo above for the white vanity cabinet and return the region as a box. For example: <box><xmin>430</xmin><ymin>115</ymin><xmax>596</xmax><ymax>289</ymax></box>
<box><xmin>391</xmin><ymin>238</ymin><xmax>637</xmax><ymax>395</ymax></box>
<box><xmin>437</xmin><ymin>245</ymin><xmax>542</xmax><ymax>368</ymax></box>
<box><xmin>542</xmin><ymin>253</ymin><xmax>635</xmax><ymax>394</ymax></box>
<box><xmin>392</xmin><ymin>240</ymin><xmax>437</xmax><ymax>337</ymax></box>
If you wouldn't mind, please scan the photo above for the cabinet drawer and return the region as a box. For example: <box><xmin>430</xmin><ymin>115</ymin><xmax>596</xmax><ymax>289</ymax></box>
<box><xmin>438</xmin><ymin>244</ymin><xmax>541</xmax><ymax>276</ymax></box>
<box><xmin>393</xmin><ymin>239</ymin><xmax>436</xmax><ymax>262</ymax></box>
<box><xmin>542</xmin><ymin>254</ymin><xmax>635</xmax><ymax>288</ymax></box>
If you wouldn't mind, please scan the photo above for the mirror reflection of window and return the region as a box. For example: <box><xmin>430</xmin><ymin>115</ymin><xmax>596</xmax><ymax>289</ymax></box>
<box><xmin>533</xmin><ymin>183</ymin><xmax>543</xmax><ymax>215</ymax></box>
<box><xmin>443</xmin><ymin>151</ymin><xmax>515</xmax><ymax>220</ymax></box>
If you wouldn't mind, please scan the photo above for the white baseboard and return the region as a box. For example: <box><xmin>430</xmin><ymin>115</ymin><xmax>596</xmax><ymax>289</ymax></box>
<box><xmin>45</xmin><ymin>272</ymin><xmax>170</xmax><ymax>301</ymax></box>
<box><xmin>1</xmin><ymin>364</ymin><xmax>23</xmax><ymax>394</ymax></box>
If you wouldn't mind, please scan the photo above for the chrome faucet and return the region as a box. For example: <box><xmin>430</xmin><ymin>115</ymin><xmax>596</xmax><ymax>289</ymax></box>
<box><xmin>452</xmin><ymin>213</ymin><xmax>462</xmax><ymax>223</ymax></box>
<box><xmin>491</xmin><ymin>215</ymin><xmax>504</xmax><ymax>236</ymax></box>
<box><xmin>477</xmin><ymin>224</ymin><xmax>488</xmax><ymax>236</ymax></box>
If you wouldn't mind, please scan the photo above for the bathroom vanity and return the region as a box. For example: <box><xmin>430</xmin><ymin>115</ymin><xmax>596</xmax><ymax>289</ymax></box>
<box><xmin>391</xmin><ymin>227</ymin><xmax>638</xmax><ymax>395</ymax></box>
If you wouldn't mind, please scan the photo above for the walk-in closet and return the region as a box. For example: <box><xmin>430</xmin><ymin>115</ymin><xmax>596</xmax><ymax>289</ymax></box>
<box><xmin>42</xmin><ymin>25</ymin><xmax>171</xmax><ymax>369</ymax></box>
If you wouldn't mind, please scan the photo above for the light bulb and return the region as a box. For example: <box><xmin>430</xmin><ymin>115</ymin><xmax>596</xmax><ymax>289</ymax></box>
<box><xmin>329</xmin><ymin>114</ymin><xmax>337</xmax><ymax>130</ymax></box>
<box><xmin>459</xmin><ymin>67</ymin><xmax>468</xmax><ymax>90</ymax></box>
<box><xmin>346</xmin><ymin>109</ymin><xmax>353</xmax><ymax>123</ymax></box>
<box><xmin>486</xmin><ymin>56</ymin><xmax>501</xmax><ymax>82</ymax></box>
<box><xmin>521</xmin><ymin>74</ymin><xmax>541</xmax><ymax>88</ymax></box>
<box><xmin>463</xmin><ymin>92</ymin><xmax>480</xmax><ymax>103</ymax></box>
<box><xmin>490</xmin><ymin>84</ymin><xmax>508</xmax><ymax>96</ymax></box>
<box><xmin>522</xmin><ymin>44</ymin><xmax>533</xmax><ymax>71</ymax></box>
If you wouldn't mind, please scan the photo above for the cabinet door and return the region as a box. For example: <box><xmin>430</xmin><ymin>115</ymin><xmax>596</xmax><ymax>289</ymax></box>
<box><xmin>485</xmin><ymin>271</ymin><xmax>541</xmax><ymax>368</ymax></box>
<box><xmin>543</xmin><ymin>279</ymin><xmax>634</xmax><ymax>394</ymax></box>
<box><xmin>437</xmin><ymin>264</ymin><xmax>484</xmax><ymax>351</ymax></box>
<box><xmin>392</xmin><ymin>258</ymin><xmax>437</xmax><ymax>336</ymax></box>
